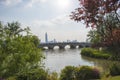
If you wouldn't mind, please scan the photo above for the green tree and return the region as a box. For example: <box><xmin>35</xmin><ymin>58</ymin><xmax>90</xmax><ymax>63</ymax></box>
<box><xmin>47</xmin><ymin>72</ymin><xmax>58</xmax><ymax>80</ymax></box>
<box><xmin>0</xmin><ymin>22</ymin><xmax>45</xmax><ymax>79</ymax></box>
<box><xmin>87</xmin><ymin>29</ymin><xmax>101</xmax><ymax>44</ymax></box>
<box><xmin>4</xmin><ymin>22</ymin><xmax>24</xmax><ymax>38</ymax></box>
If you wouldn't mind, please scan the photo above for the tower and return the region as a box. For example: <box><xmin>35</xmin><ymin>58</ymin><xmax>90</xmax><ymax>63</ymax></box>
<box><xmin>45</xmin><ymin>32</ymin><xmax>48</xmax><ymax>43</ymax></box>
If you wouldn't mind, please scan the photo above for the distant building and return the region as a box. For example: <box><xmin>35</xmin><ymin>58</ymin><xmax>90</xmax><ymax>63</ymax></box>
<box><xmin>54</xmin><ymin>39</ymin><xmax>57</xmax><ymax>43</ymax></box>
<box><xmin>72</xmin><ymin>40</ymin><xmax>77</xmax><ymax>42</ymax></box>
<box><xmin>45</xmin><ymin>32</ymin><xmax>48</xmax><ymax>43</ymax></box>
<box><xmin>67</xmin><ymin>40</ymin><xmax>70</xmax><ymax>42</ymax></box>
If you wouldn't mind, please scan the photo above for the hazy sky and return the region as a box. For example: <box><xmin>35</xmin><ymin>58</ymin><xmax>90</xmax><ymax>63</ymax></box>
<box><xmin>0</xmin><ymin>0</ymin><xmax>90</xmax><ymax>42</ymax></box>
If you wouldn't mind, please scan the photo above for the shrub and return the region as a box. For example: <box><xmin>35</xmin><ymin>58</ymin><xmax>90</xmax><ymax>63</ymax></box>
<box><xmin>0</xmin><ymin>22</ymin><xmax>44</xmax><ymax>79</ymax></box>
<box><xmin>60</xmin><ymin>66</ymin><xmax>100</xmax><ymax>80</ymax></box>
<box><xmin>76</xmin><ymin>66</ymin><xmax>100</xmax><ymax>80</ymax></box>
<box><xmin>60</xmin><ymin>66</ymin><xmax>76</xmax><ymax>80</ymax></box>
<box><xmin>81</xmin><ymin>48</ymin><xmax>111</xmax><ymax>60</ymax></box>
<box><xmin>81</xmin><ymin>48</ymin><xmax>94</xmax><ymax>56</ymax></box>
<box><xmin>110</xmin><ymin>64</ymin><xmax>120</xmax><ymax>76</ymax></box>
<box><xmin>16</xmin><ymin>68</ymin><xmax>48</xmax><ymax>80</ymax></box>
<box><xmin>6</xmin><ymin>77</ymin><xmax>16</xmax><ymax>80</ymax></box>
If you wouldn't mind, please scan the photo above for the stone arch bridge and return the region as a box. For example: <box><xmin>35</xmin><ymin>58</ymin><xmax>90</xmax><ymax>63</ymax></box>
<box><xmin>39</xmin><ymin>42</ymin><xmax>91</xmax><ymax>49</ymax></box>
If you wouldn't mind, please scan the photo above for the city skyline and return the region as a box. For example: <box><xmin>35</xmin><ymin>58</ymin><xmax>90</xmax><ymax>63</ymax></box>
<box><xmin>0</xmin><ymin>0</ymin><xmax>91</xmax><ymax>42</ymax></box>
<box><xmin>44</xmin><ymin>32</ymin><xmax>79</xmax><ymax>43</ymax></box>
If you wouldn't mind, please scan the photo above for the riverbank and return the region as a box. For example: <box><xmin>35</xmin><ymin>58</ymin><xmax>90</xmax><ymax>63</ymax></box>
<box><xmin>81</xmin><ymin>48</ymin><xmax>120</xmax><ymax>61</ymax></box>
<box><xmin>81</xmin><ymin>48</ymin><xmax>120</xmax><ymax>80</ymax></box>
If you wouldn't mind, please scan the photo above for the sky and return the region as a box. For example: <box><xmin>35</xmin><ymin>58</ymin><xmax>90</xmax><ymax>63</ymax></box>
<box><xmin>0</xmin><ymin>0</ymin><xmax>91</xmax><ymax>42</ymax></box>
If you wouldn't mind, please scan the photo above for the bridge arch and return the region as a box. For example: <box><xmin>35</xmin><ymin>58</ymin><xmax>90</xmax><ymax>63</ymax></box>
<box><xmin>39</xmin><ymin>42</ymin><xmax>91</xmax><ymax>50</ymax></box>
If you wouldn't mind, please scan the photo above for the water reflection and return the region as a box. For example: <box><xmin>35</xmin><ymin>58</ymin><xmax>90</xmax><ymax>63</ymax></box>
<box><xmin>43</xmin><ymin>49</ymin><xmax>120</xmax><ymax>73</ymax></box>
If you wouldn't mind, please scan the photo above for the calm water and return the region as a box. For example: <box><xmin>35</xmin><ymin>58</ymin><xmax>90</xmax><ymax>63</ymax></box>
<box><xmin>43</xmin><ymin>48</ymin><xmax>119</xmax><ymax>73</ymax></box>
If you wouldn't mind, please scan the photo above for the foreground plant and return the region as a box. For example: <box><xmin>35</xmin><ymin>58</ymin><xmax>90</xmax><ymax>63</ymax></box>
<box><xmin>0</xmin><ymin>21</ymin><xmax>44</xmax><ymax>79</ymax></box>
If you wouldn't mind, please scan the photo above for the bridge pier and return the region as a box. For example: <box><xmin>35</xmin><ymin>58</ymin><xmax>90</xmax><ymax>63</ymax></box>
<box><xmin>48</xmin><ymin>46</ymin><xmax>54</xmax><ymax>50</ymax></box>
<box><xmin>84</xmin><ymin>45</ymin><xmax>90</xmax><ymax>47</ymax></box>
<box><xmin>70</xmin><ymin>45</ymin><xmax>76</xmax><ymax>49</ymax></box>
<box><xmin>78</xmin><ymin>45</ymin><xmax>84</xmax><ymax>48</ymax></box>
<box><xmin>59</xmin><ymin>46</ymin><xmax>65</xmax><ymax>49</ymax></box>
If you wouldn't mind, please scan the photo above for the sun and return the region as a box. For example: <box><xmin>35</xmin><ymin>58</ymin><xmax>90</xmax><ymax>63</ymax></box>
<box><xmin>57</xmin><ymin>0</ymin><xmax>70</xmax><ymax>8</ymax></box>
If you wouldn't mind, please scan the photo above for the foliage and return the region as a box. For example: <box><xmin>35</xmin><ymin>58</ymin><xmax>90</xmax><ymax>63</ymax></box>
<box><xmin>6</xmin><ymin>76</ymin><xmax>16</xmax><ymax>80</ymax></box>
<box><xmin>87</xmin><ymin>29</ymin><xmax>101</xmax><ymax>44</ymax></box>
<box><xmin>15</xmin><ymin>68</ymin><xmax>48</xmax><ymax>80</ymax></box>
<box><xmin>81</xmin><ymin>48</ymin><xmax>94</xmax><ymax>55</ymax></box>
<box><xmin>0</xmin><ymin>21</ymin><xmax>44</xmax><ymax>79</ymax></box>
<box><xmin>71</xmin><ymin>0</ymin><xmax>120</xmax><ymax>27</ymax></box>
<box><xmin>60</xmin><ymin>66</ymin><xmax>76</xmax><ymax>80</ymax></box>
<box><xmin>98</xmin><ymin>12</ymin><xmax>120</xmax><ymax>47</ymax></box>
<box><xmin>81</xmin><ymin>48</ymin><xmax>111</xmax><ymax>60</ymax></box>
<box><xmin>4</xmin><ymin>22</ymin><xmax>24</xmax><ymax>38</ymax></box>
<box><xmin>6</xmin><ymin>69</ymin><xmax>48</xmax><ymax>80</ymax></box>
<box><xmin>71</xmin><ymin>0</ymin><xmax>120</xmax><ymax>54</ymax></box>
<box><xmin>86</xmin><ymin>12</ymin><xmax>120</xmax><ymax>47</ymax></box>
<box><xmin>76</xmin><ymin>66</ymin><xmax>100</xmax><ymax>80</ymax></box>
<box><xmin>110</xmin><ymin>64</ymin><xmax>120</xmax><ymax>76</ymax></box>
<box><xmin>60</xmin><ymin>66</ymin><xmax>100</xmax><ymax>80</ymax></box>
<box><xmin>47</xmin><ymin>72</ymin><xmax>58</xmax><ymax>80</ymax></box>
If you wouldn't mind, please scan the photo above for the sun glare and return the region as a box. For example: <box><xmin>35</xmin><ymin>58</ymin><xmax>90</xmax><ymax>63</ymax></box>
<box><xmin>57</xmin><ymin>0</ymin><xmax>70</xmax><ymax>8</ymax></box>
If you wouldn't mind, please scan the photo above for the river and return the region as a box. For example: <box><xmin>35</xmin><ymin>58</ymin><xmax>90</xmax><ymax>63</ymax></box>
<box><xmin>43</xmin><ymin>48</ymin><xmax>119</xmax><ymax>73</ymax></box>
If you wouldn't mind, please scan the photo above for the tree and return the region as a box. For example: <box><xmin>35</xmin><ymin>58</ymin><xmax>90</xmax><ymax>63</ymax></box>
<box><xmin>0</xmin><ymin>21</ymin><xmax>3</xmax><ymax>44</ymax></box>
<box><xmin>102</xmin><ymin>12</ymin><xmax>120</xmax><ymax>46</ymax></box>
<box><xmin>87</xmin><ymin>12</ymin><xmax>120</xmax><ymax>47</ymax></box>
<box><xmin>71</xmin><ymin>0</ymin><xmax>120</xmax><ymax>48</ymax></box>
<box><xmin>4</xmin><ymin>22</ymin><xmax>24</xmax><ymax>38</ymax></box>
<box><xmin>0</xmin><ymin>22</ymin><xmax>45</xmax><ymax>79</ymax></box>
<box><xmin>87</xmin><ymin>29</ymin><xmax>101</xmax><ymax>45</ymax></box>
<box><xmin>71</xmin><ymin>0</ymin><xmax>120</xmax><ymax>27</ymax></box>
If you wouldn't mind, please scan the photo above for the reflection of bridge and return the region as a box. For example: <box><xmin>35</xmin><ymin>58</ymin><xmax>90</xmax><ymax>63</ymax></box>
<box><xmin>39</xmin><ymin>42</ymin><xmax>91</xmax><ymax>49</ymax></box>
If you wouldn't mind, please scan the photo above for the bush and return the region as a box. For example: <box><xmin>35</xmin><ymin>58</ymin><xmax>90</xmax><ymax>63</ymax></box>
<box><xmin>6</xmin><ymin>77</ymin><xmax>16</xmax><ymax>80</ymax></box>
<box><xmin>0</xmin><ymin>22</ymin><xmax>44</xmax><ymax>79</ymax></box>
<box><xmin>81</xmin><ymin>48</ymin><xmax>94</xmax><ymax>56</ymax></box>
<box><xmin>60</xmin><ymin>66</ymin><xmax>100</xmax><ymax>80</ymax></box>
<box><xmin>76</xmin><ymin>66</ymin><xmax>100</xmax><ymax>80</ymax></box>
<box><xmin>16</xmin><ymin>68</ymin><xmax>48</xmax><ymax>80</ymax></box>
<box><xmin>81</xmin><ymin>48</ymin><xmax>111</xmax><ymax>60</ymax></box>
<box><xmin>9</xmin><ymin>69</ymin><xmax>59</xmax><ymax>80</ymax></box>
<box><xmin>60</xmin><ymin>66</ymin><xmax>76</xmax><ymax>80</ymax></box>
<box><xmin>110</xmin><ymin>64</ymin><xmax>120</xmax><ymax>76</ymax></box>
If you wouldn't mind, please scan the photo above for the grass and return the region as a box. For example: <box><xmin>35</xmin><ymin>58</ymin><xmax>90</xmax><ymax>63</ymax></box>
<box><xmin>101</xmin><ymin>76</ymin><xmax>120</xmax><ymax>80</ymax></box>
